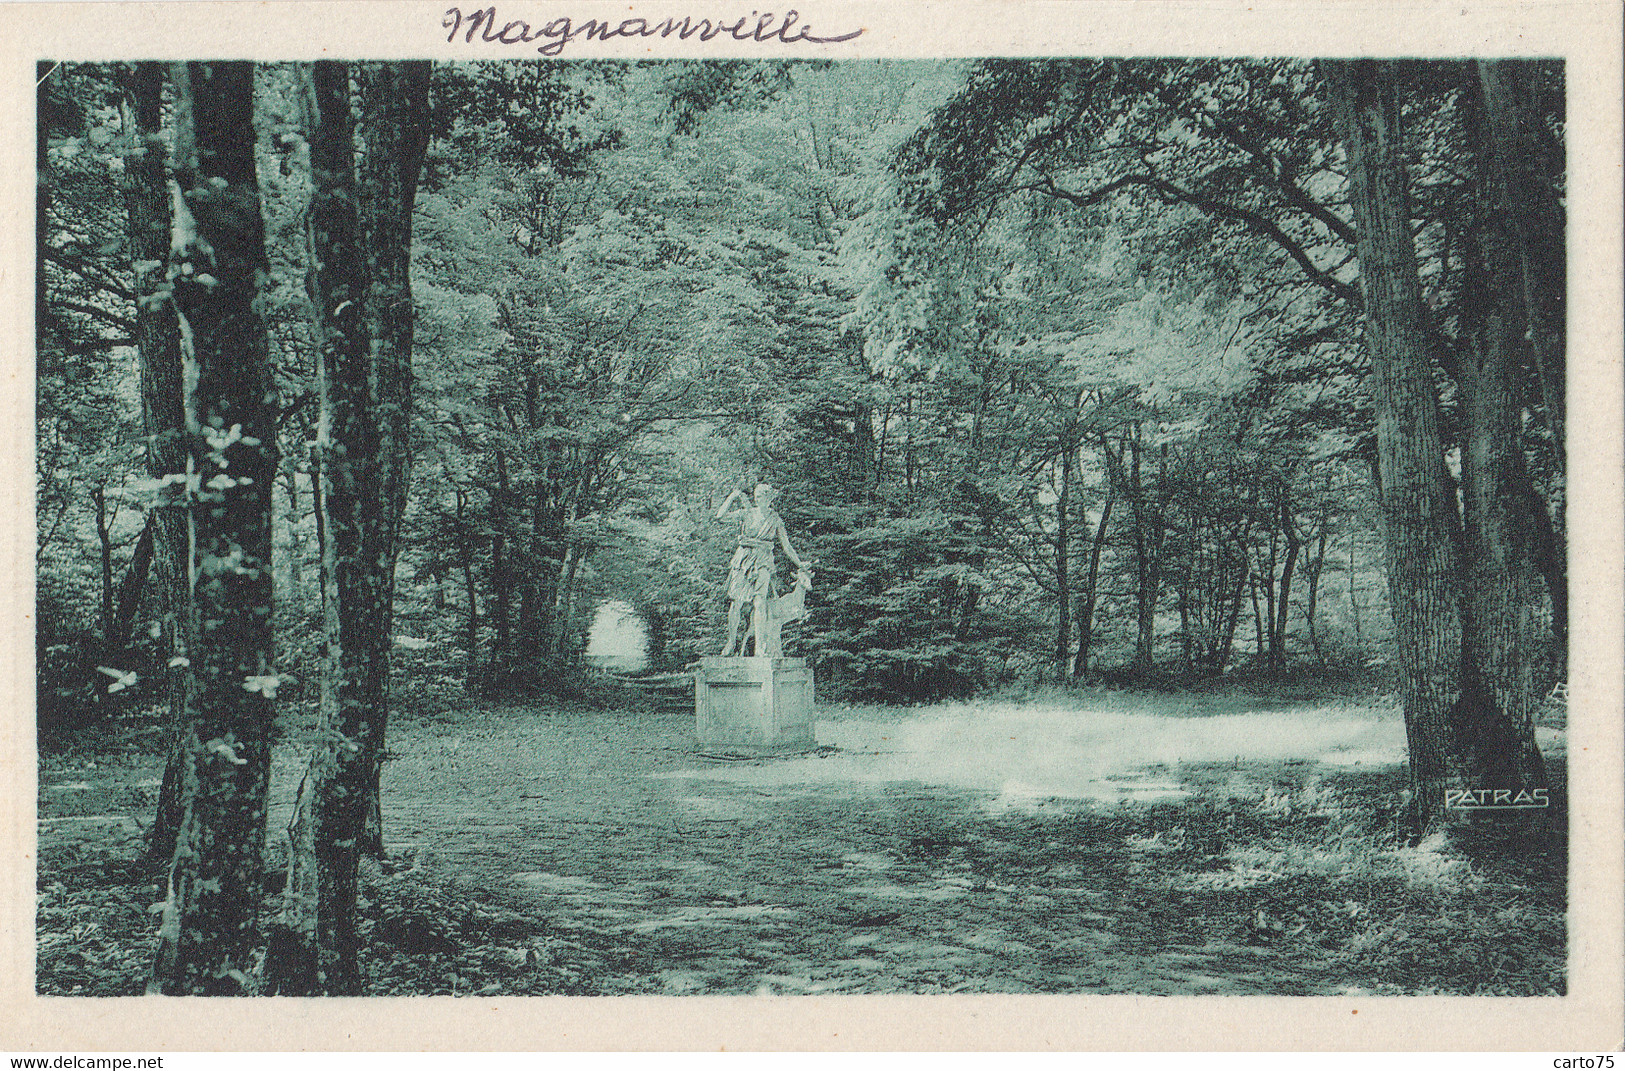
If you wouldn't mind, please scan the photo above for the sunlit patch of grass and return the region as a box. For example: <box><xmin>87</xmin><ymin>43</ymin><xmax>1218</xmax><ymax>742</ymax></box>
<box><xmin>1378</xmin><ymin>833</ymin><xmax>1484</xmax><ymax>892</ymax></box>
<box><xmin>1183</xmin><ymin>784</ymin><xmax>1484</xmax><ymax>895</ymax></box>
<box><xmin>1124</xmin><ymin>827</ymin><xmax>1186</xmax><ymax>853</ymax></box>
<box><xmin>1158</xmin><ymin>770</ymin><xmax>1564</xmax><ymax>995</ymax></box>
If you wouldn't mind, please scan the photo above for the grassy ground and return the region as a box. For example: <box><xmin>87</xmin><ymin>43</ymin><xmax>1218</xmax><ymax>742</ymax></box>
<box><xmin>36</xmin><ymin>689</ymin><xmax>1566</xmax><ymax>996</ymax></box>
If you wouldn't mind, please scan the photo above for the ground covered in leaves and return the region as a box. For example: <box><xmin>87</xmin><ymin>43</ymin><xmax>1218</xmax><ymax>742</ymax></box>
<box><xmin>37</xmin><ymin>688</ymin><xmax>1567</xmax><ymax>996</ymax></box>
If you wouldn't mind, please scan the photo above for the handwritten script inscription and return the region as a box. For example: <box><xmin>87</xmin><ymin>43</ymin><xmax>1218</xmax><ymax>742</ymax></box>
<box><xmin>443</xmin><ymin>7</ymin><xmax>865</xmax><ymax>56</ymax></box>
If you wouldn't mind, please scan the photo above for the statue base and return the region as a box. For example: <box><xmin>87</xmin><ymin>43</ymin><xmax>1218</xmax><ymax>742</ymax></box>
<box><xmin>694</xmin><ymin>656</ymin><xmax>815</xmax><ymax>752</ymax></box>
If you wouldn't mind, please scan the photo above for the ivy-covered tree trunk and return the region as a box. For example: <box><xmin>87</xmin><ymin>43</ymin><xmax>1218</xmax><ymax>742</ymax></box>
<box><xmin>274</xmin><ymin>58</ymin><xmax>385</xmax><ymax>997</ymax></box>
<box><xmin>149</xmin><ymin>60</ymin><xmax>278</xmax><ymax>996</ymax></box>
<box><xmin>118</xmin><ymin>60</ymin><xmax>196</xmax><ymax>873</ymax></box>
<box><xmin>265</xmin><ymin>59</ymin><xmax>430</xmax><ymax>997</ymax></box>
<box><xmin>1323</xmin><ymin>59</ymin><xmax>1458</xmax><ymax>830</ymax></box>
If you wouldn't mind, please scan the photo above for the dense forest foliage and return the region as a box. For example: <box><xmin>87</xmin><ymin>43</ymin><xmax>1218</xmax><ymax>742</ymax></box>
<box><xmin>37</xmin><ymin>58</ymin><xmax>1564</xmax><ymax>993</ymax></box>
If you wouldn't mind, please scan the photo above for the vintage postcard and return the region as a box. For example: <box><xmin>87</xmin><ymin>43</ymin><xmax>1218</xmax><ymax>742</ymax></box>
<box><xmin>2</xmin><ymin>0</ymin><xmax>1620</xmax><ymax>1052</ymax></box>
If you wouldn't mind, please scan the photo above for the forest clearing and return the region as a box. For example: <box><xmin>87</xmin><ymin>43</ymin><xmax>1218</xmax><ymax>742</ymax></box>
<box><xmin>36</xmin><ymin>56</ymin><xmax>1569</xmax><ymax>998</ymax></box>
<box><xmin>38</xmin><ymin>686</ymin><xmax>1567</xmax><ymax>997</ymax></box>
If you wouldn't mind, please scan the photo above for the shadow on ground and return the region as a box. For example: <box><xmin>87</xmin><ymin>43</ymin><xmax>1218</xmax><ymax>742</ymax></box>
<box><xmin>36</xmin><ymin>694</ymin><xmax>1566</xmax><ymax>996</ymax></box>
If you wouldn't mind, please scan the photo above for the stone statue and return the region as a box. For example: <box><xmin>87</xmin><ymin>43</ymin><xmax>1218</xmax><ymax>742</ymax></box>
<box><xmin>760</xmin><ymin>567</ymin><xmax>813</xmax><ymax>659</ymax></box>
<box><xmin>717</xmin><ymin>482</ymin><xmax>811</xmax><ymax>657</ymax></box>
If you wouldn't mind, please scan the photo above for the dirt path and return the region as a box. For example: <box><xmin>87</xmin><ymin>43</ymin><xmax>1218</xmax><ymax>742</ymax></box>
<box><xmin>278</xmin><ymin>699</ymin><xmax>1411</xmax><ymax>995</ymax></box>
<box><xmin>40</xmin><ymin>695</ymin><xmax>1564</xmax><ymax>996</ymax></box>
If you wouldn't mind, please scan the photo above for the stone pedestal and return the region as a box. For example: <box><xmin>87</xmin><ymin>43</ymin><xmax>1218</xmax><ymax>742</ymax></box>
<box><xmin>694</xmin><ymin>656</ymin><xmax>814</xmax><ymax>752</ymax></box>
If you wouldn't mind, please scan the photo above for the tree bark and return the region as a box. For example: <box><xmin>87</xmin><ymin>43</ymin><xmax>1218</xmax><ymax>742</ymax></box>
<box><xmin>1054</xmin><ymin>441</ymin><xmax>1071</xmax><ymax>673</ymax></box>
<box><xmin>273</xmin><ymin>59</ymin><xmax>385</xmax><ymax>996</ymax></box>
<box><xmin>265</xmin><ymin>59</ymin><xmax>430</xmax><ymax>996</ymax></box>
<box><xmin>1324</xmin><ymin>59</ymin><xmax>1459</xmax><ymax>830</ymax></box>
<box><xmin>1304</xmin><ymin>523</ymin><xmax>1328</xmax><ymax>665</ymax></box>
<box><xmin>1475</xmin><ymin>60</ymin><xmax>1566</xmax><ymax>484</ymax></box>
<box><xmin>1103</xmin><ymin>429</ymin><xmax>1162</xmax><ymax>675</ymax></box>
<box><xmin>280</xmin><ymin>461</ymin><xmax>305</xmax><ymax>603</ymax></box>
<box><xmin>353</xmin><ymin>59</ymin><xmax>431</xmax><ymax>856</ymax></box>
<box><xmin>110</xmin><ymin>515</ymin><xmax>156</xmax><ymax>650</ymax></box>
<box><xmin>1271</xmin><ymin>493</ymin><xmax>1301</xmax><ymax>673</ymax></box>
<box><xmin>456</xmin><ymin>486</ymin><xmax>481</xmax><ymax>687</ymax></box>
<box><xmin>93</xmin><ymin>485</ymin><xmax>116</xmax><ymax>648</ymax></box>
<box><xmin>1449</xmin><ymin>66</ymin><xmax>1552</xmax><ymax>797</ymax></box>
<box><xmin>149</xmin><ymin>60</ymin><xmax>278</xmax><ymax>996</ymax></box>
<box><xmin>309</xmin><ymin>442</ymin><xmax>329</xmax><ymax>616</ymax></box>
<box><xmin>1071</xmin><ymin>491</ymin><xmax>1113</xmax><ymax>678</ymax></box>
<box><xmin>1473</xmin><ymin>59</ymin><xmax>1567</xmax><ymax>665</ymax></box>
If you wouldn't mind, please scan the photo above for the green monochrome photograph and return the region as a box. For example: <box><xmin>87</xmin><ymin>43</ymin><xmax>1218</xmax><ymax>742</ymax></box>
<box><xmin>24</xmin><ymin>10</ymin><xmax>1613</xmax><ymax>1028</ymax></box>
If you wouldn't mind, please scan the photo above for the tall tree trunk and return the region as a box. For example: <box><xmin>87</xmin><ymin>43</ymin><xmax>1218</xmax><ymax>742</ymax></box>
<box><xmin>1071</xmin><ymin>491</ymin><xmax>1113</xmax><ymax>678</ymax></box>
<box><xmin>110</xmin><ymin>516</ymin><xmax>156</xmax><ymax>650</ymax></box>
<box><xmin>456</xmin><ymin>486</ymin><xmax>481</xmax><ymax>687</ymax></box>
<box><xmin>281</xmin><ymin>461</ymin><xmax>305</xmax><ymax>603</ymax></box>
<box><xmin>1449</xmin><ymin>67</ymin><xmax>1551</xmax><ymax>797</ymax></box>
<box><xmin>1112</xmin><ymin>430</ymin><xmax>1160</xmax><ymax>674</ymax></box>
<box><xmin>309</xmin><ymin>442</ymin><xmax>329</xmax><ymax>615</ymax></box>
<box><xmin>1304</xmin><ymin>525</ymin><xmax>1329</xmax><ymax>665</ymax></box>
<box><xmin>150</xmin><ymin>60</ymin><xmax>278</xmax><ymax>996</ymax></box>
<box><xmin>1176</xmin><ymin>583</ymin><xmax>1193</xmax><ymax>670</ymax></box>
<box><xmin>1054</xmin><ymin>442</ymin><xmax>1071</xmax><ymax>673</ymax></box>
<box><xmin>1474</xmin><ymin>58</ymin><xmax>1567</xmax><ymax>668</ymax></box>
<box><xmin>1272</xmin><ymin>494</ymin><xmax>1302</xmax><ymax>673</ymax></box>
<box><xmin>1324</xmin><ymin>59</ymin><xmax>1460</xmax><ymax>830</ymax></box>
<box><xmin>1475</xmin><ymin>60</ymin><xmax>1566</xmax><ymax>485</ymax></box>
<box><xmin>142</xmin><ymin>258</ymin><xmax>196</xmax><ymax>876</ymax></box>
<box><xmin>903</xmin><ymin>392</ymin><xmax>915</xmax><ymax>493</ymax></box>
<box><xmin>531</xmin><ymin>488</ymin><xmax>564</xmax><ymax>668</ymax></box>
<box><xmin>1219</xmin><ymin>551</ymin><xmax>1248</xmax><ymax>671</ymax></box>
<box><xmin>270</xmin><ymin>59</ymin><xmax>385</xmax><ymax>997</ymax></box>
<box><xmin>1258</xmin><ymin>530</ymin><xmax>1278</xmax><ymax>670</ymax></box>
<box><xmin>353</xmin><ymin>59</ymin><xmax>430</xmax><ymax>856</ymax></box>
<box><xmin>1249</xmin><ymin>572</ymin><xmax>1266</xmax><ymax>664</ymax></box>
<box><xmin>265</xmin><ymin>60</ymin><xmax>430</xmax><ymax>996</ymax></box>
<box><xmin>553</xmin><ymin>544</ymin><xmax>582</xmax><ymax>665</ymax></box>
<box><xmin>491</xmin><ymin>451</ymin><xmax>512</xmax><ymax>674</ymax></box>
<box><xmin>93</xmin><ymin>485</ymin><xmax>116</xmax><ymax>647</ymax></box>
<box><xmin>1348</xmin><ymin>536</ymin><xmax>1364</xmax><ymax>655</ymax></box>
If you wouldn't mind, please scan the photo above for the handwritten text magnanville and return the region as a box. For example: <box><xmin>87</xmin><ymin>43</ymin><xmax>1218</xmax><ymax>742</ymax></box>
<box><xmin>443</xmin><ymin>7</ymin><xmax>865</xmax><ymax>55</ymax></box>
